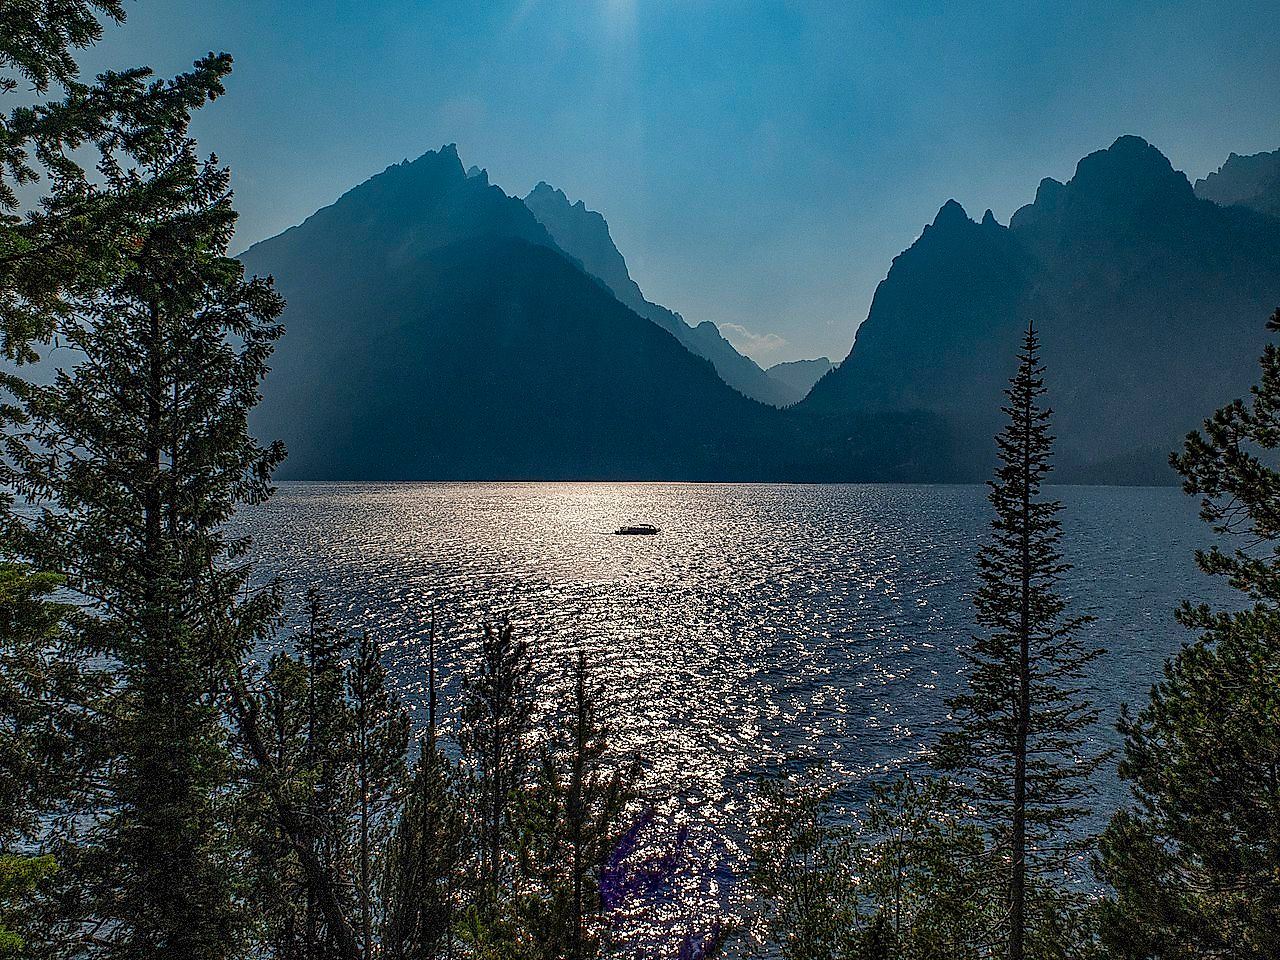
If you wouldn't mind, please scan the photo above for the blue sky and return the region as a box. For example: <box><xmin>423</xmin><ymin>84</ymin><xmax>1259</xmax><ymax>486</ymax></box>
<box><xmin>84</xmin><ymin>1</ymin><xmax>1280</xmax><ymax>363</ymax></box>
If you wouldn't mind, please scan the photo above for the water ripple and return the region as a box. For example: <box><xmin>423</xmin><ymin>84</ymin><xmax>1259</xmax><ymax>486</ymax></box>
<box><xmin>238</xmin><ymin>481</ymin><xmax>1230</xmax><ymax>855</ymax></box>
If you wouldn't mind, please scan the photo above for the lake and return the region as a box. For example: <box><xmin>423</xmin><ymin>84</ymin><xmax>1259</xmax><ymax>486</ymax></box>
<box><xmin>241</xmin><ymin>482</ymin><xmax>1229</xmax><ymax>841</ymax></box>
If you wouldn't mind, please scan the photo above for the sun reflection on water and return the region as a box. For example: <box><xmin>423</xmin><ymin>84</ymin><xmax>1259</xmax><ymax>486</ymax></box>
<box><xmin>238</xmin><ymin>481</ymin><xmax>1223</xmax><ymax>898</ymax></box>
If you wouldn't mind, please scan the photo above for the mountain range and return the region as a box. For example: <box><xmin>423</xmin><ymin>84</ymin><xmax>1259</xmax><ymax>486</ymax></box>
<box><xmin>242</xmin><ymin>137</ymin><xmax>1280</xmax><ymax>482</ymax></box>
<box><xmin>803</xmin><ymin>136</ymin><xmax>1280</xmax><ymax>481</ymax></box>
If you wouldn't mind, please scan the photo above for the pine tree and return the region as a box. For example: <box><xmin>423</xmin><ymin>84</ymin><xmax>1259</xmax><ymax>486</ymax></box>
<box><xmin>516</xmin><ymin>652</ymin><xmax>634</xmax><ymax>959</ymax></box>
<box><xmin>248</xmin><ymin>649</ymin><xmax>311</xmax><ymax>960</ymax></box>
<box><xmin>0</xmin><ymin>564</ymin><xmax>110</xmax><ymax>953</ymax></box>
<box><xmin>382</xmin><ymin>620</ymin><xmax>466</xmax><ymax>960</ymax></box>
<box><xmin>300</xmin><ymin>592</ymin><xmax>357</xmax><ymax>959</ymax></box>
<box><xmin>0</xmin><ymin>565</ymin><xmax>107</xmax><ymax>848</ymax></box>
<box><xmin>750</xmin><ymin>776</ymin><xmax>858</xmax><ymax>960</ymax></box>
<box><xmin>0</xmin><ymin>852</ymin><xmax>56</xmax><ymax>957</ymax></box>
<box><xmin>1095</xmin><ymin>307</ymin><xmax>1280</xmax><ymax>957</ymax></box>
<box><xmin>246</xmin><ymin>598</ymin><xmax>415</xmax><ymax>960</ymax></box>
<box><xmin>382</xmin><ymin>736</ymin><xmax>466</xmax><ymax>960</ymax></box>
<box><xmin>348</xmin><ymin>629</ymin><xmax>411</xmax><ymax>956</ymax></box>
<box><xmin>1</xmin><ymin>106</ymin><xmax>285</xmax><ymax>958</ymax></box>
<box><xmin>459</xmin><ymin>620</ymin><xmax>535</xmax><ymax>906</ymax></box>
<box><xmin>935</xmin><ymin>321</ymin><xmax>1105</xmax><ymax>960</ymax></box>
<box><xmin>750</xmin><ymin>773</ymin><xmax>994</xmax><ymax>960</ymax></box>
<box><xmin>0</xmin><ymin>6</ymin><xmax>235</xmax><ymax>362</ymax></box>
<box><xmin>247</xmin><ymin>595</ymin><xmax>357</xmax><ymax>960</ymax></box>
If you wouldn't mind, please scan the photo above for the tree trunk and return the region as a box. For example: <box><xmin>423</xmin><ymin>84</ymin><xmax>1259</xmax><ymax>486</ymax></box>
<box><xmin>1010</xmin><ymin>381</ymin><xmax>1033</xmax><ymax>960</ymax></box>
<box><xmin>571</xmin><ymin>661</ymin><xmax>586</xmax><ymax>960</ymax></box>
<box><xmin>305</xmin><ymin>611</ymin><xmax>319</xmax><ymax>958</ymax></box>
<box><xmin>360</xmin><ymin>709</ymin><xmax>372</xmax><ymax>959</ymax></box>
<box><xmin>491</xmin><ymin>718</ymin><xmax>502</xmax><ymax>894</ymax></box>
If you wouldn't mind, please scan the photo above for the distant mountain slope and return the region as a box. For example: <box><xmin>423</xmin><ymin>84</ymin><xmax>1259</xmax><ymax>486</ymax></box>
<box><xmin>766</xmin><ymin>357</ymin><xmax>833</xmax><ymax>399</ymax></box>
<box><xmin>1195</xmin><ymin>148</ymin><xmax>1280</xmax><ymax>219</ymax></box>
<box><xmin>523</xmin><ymin>182</ymin><xmax>805</xmax><ymax>407</ymax></box>
<box><xmin>803</xmin><ymin>136</ymin><xmax>1280</xmax><ymax>482</ymax></box>
<box><xmin>239</xmin><ymin>146</ymin><xmax>792</xmax><ymax>479</ymax></box>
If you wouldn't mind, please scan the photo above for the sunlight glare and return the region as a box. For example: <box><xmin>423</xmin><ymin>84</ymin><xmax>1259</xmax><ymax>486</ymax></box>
<box><xmin>602</xmin><ymin>0</ymin><xmax>638</xmax><ymax>41</ymax></box>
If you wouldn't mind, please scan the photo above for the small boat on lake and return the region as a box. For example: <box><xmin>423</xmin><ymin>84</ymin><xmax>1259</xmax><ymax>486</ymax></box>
<box><xmin>615</xmin><ymin>523</ymin><xmax>660</xmax><ymax>535</ymax></box>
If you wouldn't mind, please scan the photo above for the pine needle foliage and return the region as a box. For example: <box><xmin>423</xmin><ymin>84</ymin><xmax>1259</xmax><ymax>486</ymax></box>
<box><xmin>935</xmin><ymin>321</ymin><xmax>1105</xmax><ymax>960</ymax></box>
<box><xmin>515</xmin><ymin>651</ymin><xmax>635</xmax><ymax>960</ymax></box>
<box><xmin>0</xmin><ymin>563</ymin><xmax>110</xmax><ymax>954</ymax></box>
<box><xmin>0</xmin><ymin>89</ymin><xmax>284</xmax><ymax>958</ymax></box>
<box><xmin>749</xmin><ymin>773</ymin><xmax>996</xmax><ymax>960</ymax></box>
<box><xmin>248</xmin><ymin>594</ymin><xmax>358</xmax><ymax>960</ymax></box>
<box><xmin>0</xmin><ymin>4</ymin><xmax>235</xmax><ymax>363</ymax></box>
<box><xmin>0</xmin><ymin>1</ymin><xmax>126</xmax><ymax>94</ymax></box>
<box><xmin>381</xmin><ymin>731</ymin><xmax>466</xmax><ymax>960</ymax></box>
<box><xmin>1096</xmin><ymin>307</ymin><xmax>1280</xmax><ymax>957</ymax></box>
<box><xmin>349</xmin><ymin>629</ymin><xmax>412</xmax><ymax>955</ymax></box>
<box><xmin>459</xmin><ymin>619</ymin><xmax>535</xmax><ymax>903</ymax></box>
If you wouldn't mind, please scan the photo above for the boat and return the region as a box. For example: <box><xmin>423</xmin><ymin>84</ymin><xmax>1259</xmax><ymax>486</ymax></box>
<box><xmin>615</xmin><ymin>523</ymin><xmax>660</xmax><ymax>535</ymax></box>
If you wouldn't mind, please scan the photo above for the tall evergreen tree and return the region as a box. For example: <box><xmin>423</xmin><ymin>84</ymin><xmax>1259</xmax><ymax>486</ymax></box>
<box><xmin>348</xmin><ymin>629</ymin><xmax>411</xmax><ymax>955</ymax></box>
<box><xmin>0</xmin><ymin>564</ymin><xmax>110</xmax><ymax>953</ymax></box>
<box><xmin>245</xmin><ymin>598</ymin><xmax>416</xmax><ymax>960</ymax></box>
<box><xmin>459</xmin><ymin>620</ymin><xmax>535</xmax><ymax>905</ymax></box>
<box><xmin>935</xmin><ymin>321</ymin><xmax>1105</xmax><ymax>960</ymax></box>
<box><xmin>1</xmin><ymin>98</ymin><xmax>285</xmax><ymax>958</ymax></box>
<box><xmin>382</xmin><ymin>617</ymin><xmax>466</xmax><ymax>960</ymax></box>
<box><xmin>516</xmin><ymin>651</ymin><xmax>634</xmax><ymax>959</ymax></box>
<box><xmin>382</xmin><ymin>735</ymin><xmax>466</xmax><ymax>960</ymax></box>
<box><xmin>0</xmin><ymin>566</ymin><xmax>105</xmax><ymax>849</ymax></box>
<box><xmin>300</xmin><ymin>591</ymin><xmax>356</xmax><ymax>959</ymax></box>
<box><xmin>247</xmin><ymin>594</ymin><xmax>357</xmax><ymax>960</ymax></box>
<box><xmin>1096</xmin><ymin>307</ymin><xmax>1280</xmax><ymax>958</ymax></box>
<box><xmin>248</xmin><ymin>648</ymin><xmax>311</xmax><ymax>960</ymax></box>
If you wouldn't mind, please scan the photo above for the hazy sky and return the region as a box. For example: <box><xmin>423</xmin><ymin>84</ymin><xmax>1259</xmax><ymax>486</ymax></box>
<box><xmin>83</xmin><ymin>1</ymin><xmax>1280</xmax><ymax>363</ymax></box>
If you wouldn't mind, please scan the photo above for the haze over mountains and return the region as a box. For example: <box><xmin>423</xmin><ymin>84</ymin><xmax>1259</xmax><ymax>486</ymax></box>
<box><xmin>765</xmin><ymin>358</ymin><xmax>834</xmax><ymax>398</ymax></box>
<box><xmin>240</xmin><ymin>146</ymin><xmax>790</xmax><ymax>479</ymax></box>
<box><xmin>1194</xmin><ymin>148</ymin><xmax>1280</xmax><ymax>219</ymax></box>
<box><xmin>804</xmin><ymin>136</ymin><xmax>1280</xmax><ymax>482</ymax></box>
<box><xmin>522</xmin><ymin>181</ymin><xmax>811</xmax><ymax>407</ymax></box>
<box><xmin>242</xmin><ymin>137</ymin><xmax>1280</xmax><ymax>483</ymax></box>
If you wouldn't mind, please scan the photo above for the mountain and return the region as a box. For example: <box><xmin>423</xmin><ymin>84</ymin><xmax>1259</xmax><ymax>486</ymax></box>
<box><xmin>523</xmin><ymin>182</ymin><xmax>805</xmax><ymax>407</ymax></box>
<box><xmin>239</xmin><ymin>145</ymin><xmax>798</xmax><ymax>479</ymax></box>
<box><xmin>765</xmin><ymin>357</ymin><xmax>833</xmax><ymax>399</ymax></box>
<box><xmin>1194</xmin><ymin>148</ymin><xmax>1280</xmax><ymax>219</ymax></box>
<box><xmin>238</xmin><ymin>136</ymin><xmax>1279</xmax><ymax>483</ymax></box>
<box><xmin>803</xmin><ymin>136</ymin><xmax>1280</xmax><ymax>482</ymax></box>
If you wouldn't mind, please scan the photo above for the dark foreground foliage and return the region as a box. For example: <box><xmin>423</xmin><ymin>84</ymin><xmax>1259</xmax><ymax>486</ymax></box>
<box><xmin>1093</xmin><ymin>306</ymin><xmax>1280</xmax><ymax>958</ymax></box>
<box><xmin>0</xmin><ymin>4</ymin><xmax>1278</xmax><ymax>959</ymax></box>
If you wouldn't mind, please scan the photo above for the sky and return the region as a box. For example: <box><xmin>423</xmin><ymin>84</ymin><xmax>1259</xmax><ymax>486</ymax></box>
<box><xmin>82</xmin><ymin>1</ymin><xmax>1280</xmax><ymax>364</ymax></box>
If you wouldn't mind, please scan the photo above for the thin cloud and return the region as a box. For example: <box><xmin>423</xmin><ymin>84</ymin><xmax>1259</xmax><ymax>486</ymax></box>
<box><xmin>720</xmin><ymin>322</ymin><xmax>787</xmax><ymax>361</ymax></box>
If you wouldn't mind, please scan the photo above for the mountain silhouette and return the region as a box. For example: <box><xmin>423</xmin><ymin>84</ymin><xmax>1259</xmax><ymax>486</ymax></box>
<box><xmin>765</xmin><ymin>357</ymin><xmax>833</xmax><ymax>400</ymax></box>
<box><xmin>239</xmin><ymin>137</ymin><xmax>1280</xmax><ymax>483</ymax></box>
<box><xmin>523</xmin><ymin>182</ymin><xmax>806</xmax><ymax>407</ymax></box>
<box><xmin>1195</xmin><ymin>147</ymin><xmax>1280</xmax><ymax>219</ymax></box>
<box><xmin>239</xmin><ymin>146</ymin><xmax>802</xmax><ymax>479</ymax></box>
<box><xmin>803</xmin><ymin>136</ymin><xmax>1280</xmax><ymax>482</ymax></box>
